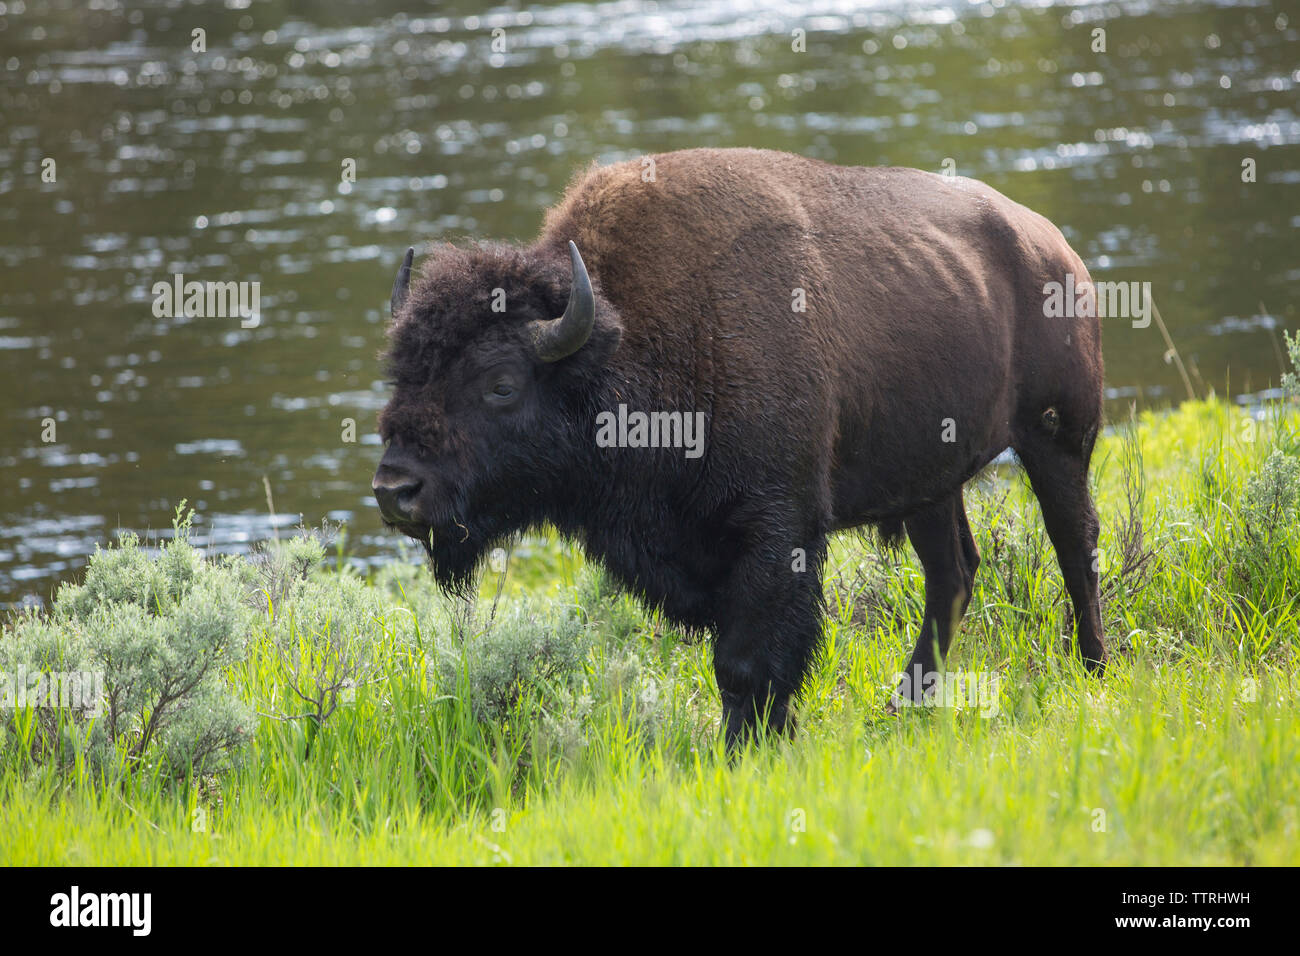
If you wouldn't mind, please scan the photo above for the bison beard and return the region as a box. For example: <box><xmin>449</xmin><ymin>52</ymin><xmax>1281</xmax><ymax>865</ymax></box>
<box><xmin>376</xmin><ymin>147</ymin><xmax>1107</xmax><ymax>750</ymax></box>
<box><xmin>419</xmin><ymin>525</ymin><xmax>489</xmax><ymax>600</ymax></box>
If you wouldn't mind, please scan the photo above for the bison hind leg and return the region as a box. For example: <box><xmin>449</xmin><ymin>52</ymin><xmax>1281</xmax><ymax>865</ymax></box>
<box><xmin>1013</xmin><ymin>421</ymin><xmax>1106</xmax><ymax>673</ymax></box>
<box><xmin>890</xmin><ymin>492</ymin><xmax>980</xmax><ymax>709</ymax></box>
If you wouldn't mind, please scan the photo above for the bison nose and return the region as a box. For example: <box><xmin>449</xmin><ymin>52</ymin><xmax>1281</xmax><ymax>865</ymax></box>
<box><xmin>373</xmin><ymin>474</ymin><xmax>423</xmax><ymax>523</ymax></box>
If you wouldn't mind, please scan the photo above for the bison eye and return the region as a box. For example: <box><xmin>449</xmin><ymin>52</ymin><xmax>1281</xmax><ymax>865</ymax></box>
<box><xmin>484</xmin><ymin>376</ymin><xmax>520</xmax><ymax>406</ymax></box>
<box><xmin>481</xmin><ymin>363</ymin><xmax>527</xmax><ymax>407</ymax></box>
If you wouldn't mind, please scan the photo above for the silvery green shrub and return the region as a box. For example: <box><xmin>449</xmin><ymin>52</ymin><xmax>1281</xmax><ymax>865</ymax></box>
<box><xmin>1230</xmin><ymin>448</ymin><xmax>1300</xmax><ymax>604</ymax></box>
<box><xmin>247</xmin><ymin>524</ymin><xmax>344</xmax><ymax>611</ymax></box>
<box><xmin>0</xmin><ymin>610</ymin><xmax>89</xmax><ymax>765</ymax></box>
<box><xmin>1</xmin><ymin>512</ymin><xmax>254</xmax><ymax>778</ymax></box>
<box><xmin>433</xmin><ymin>598</ymin><xmax>590</xmax><ymax>722</ymax></box>
<box><xmin>265</xmin><ymin>569</ymin><xmax>386</xmax><ymax>725</ymax></box>
<box><xmin>598</xmin><ymin>648</ymin><xmax>669</xmax><ymax>736</ymax></box>
<box><xmin>574</xmin><ymin>564</ymin><xmax>645</xmax><ymax>646</ymax></box>
<box><xmin>539</xmin><ymin>686</ymin><xmax>594</xmax><ymax>762</ymax></box>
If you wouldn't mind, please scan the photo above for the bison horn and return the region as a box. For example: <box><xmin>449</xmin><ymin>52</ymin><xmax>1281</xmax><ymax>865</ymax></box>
<box><xmin>531</xmin><ymin>240</ymin><xmax>595</xmax><ymax>362</ymax></box>
<box><xmin>390</xmin><ymin>246</ymin><xmax>414</xmax><ymax>316</ymax></box>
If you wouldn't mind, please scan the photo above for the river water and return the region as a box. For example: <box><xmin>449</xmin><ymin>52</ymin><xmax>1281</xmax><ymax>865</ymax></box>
<box><xmin>1</xmin><ymin>0</ymin><xmax>1296</xmax><ymax>606</ymax></box>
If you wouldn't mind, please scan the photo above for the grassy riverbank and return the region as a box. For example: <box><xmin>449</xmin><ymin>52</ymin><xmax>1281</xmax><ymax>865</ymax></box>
<box><xmin>3</xmin><ymin>396</ymin><xmax>1298</xmax><ymax>865</ymax></box>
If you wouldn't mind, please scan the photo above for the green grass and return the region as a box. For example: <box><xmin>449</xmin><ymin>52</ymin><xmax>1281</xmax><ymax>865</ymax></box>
<box><xmin>2</xmin><ymin>397</ymin><xmax>1298</xmax><ymax>865</ymax></box>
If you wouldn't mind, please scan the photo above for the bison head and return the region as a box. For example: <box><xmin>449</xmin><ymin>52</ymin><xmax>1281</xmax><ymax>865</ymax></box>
<box><xmin>373</xmin><ymin>240</ymin><xmax>619</xmax><ymax>593</ymax></box>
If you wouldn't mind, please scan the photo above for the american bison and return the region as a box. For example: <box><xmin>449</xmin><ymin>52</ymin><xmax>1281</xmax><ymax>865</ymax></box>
<box><xmin>374</xmin><ymin>147</ymin><xmax>1105</xmax><ymax>746</ymax></box>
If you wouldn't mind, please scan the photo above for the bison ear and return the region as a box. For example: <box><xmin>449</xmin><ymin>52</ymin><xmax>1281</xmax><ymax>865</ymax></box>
<box><xmin>530</xmin><ymin>240</ymin><xmax>595</xmax><ymax>362</ymax></box>
<box><xmin>390</xmin><ymin>247</ymin><xmax>414</xmax><ymax>316</ymax></box>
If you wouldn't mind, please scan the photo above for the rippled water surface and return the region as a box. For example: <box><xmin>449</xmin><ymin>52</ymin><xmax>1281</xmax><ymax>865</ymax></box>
<box><xmin>1</xmin><ymin>0</ymin><xmax>1297</xmax><ymax>605</ymax></box>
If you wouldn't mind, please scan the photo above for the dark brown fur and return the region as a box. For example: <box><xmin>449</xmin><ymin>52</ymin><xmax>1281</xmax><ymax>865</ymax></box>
<box><xmin>376</xmin><ymin>147</ymin><xmax>1105</xmax><ymax>746</ymax></box>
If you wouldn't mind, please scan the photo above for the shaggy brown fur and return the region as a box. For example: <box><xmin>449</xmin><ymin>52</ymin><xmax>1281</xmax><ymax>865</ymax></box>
<box><xmin>376</xmin><ymin>148</ymin><xmax>1105</xmax><ymax>746</ymax></box>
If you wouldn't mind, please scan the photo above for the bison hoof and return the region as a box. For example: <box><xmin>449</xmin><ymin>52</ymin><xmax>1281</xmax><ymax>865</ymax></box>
<box><xmin>886</xmin><ymin>686</ymin><xmax>924</xmax><ymax>714</ymax></box>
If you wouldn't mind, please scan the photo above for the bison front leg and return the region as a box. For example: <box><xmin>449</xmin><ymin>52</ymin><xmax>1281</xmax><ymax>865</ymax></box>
<box><xmin>712</xmin><ymin>538</ymin><xmax>826</xmax><ymax>750</ymax></box>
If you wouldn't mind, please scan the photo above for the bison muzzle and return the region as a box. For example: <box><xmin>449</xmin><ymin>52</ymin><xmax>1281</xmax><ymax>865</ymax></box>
<box><xmin>374</xmin><ymin>147</ymin><xmax>1106</xmax><ymax>748</ymax></box>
